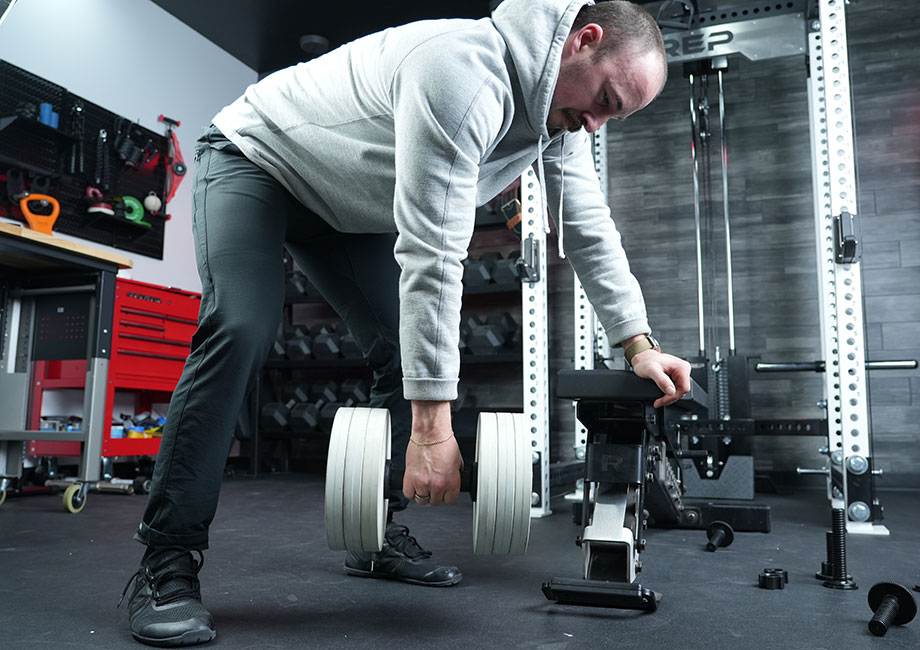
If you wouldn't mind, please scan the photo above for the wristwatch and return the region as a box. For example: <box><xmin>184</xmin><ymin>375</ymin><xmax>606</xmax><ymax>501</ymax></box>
<box><xmin>624</xmin><ymin>334</ymin><xmax>660</xmax><ymax>366</ymax></box>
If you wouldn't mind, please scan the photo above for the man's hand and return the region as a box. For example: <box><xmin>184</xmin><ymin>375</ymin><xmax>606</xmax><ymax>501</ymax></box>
<box><xmin>630</xmin><ymin>349</ymin><xmax>692</xmax><ymax>408</ymax></box>
<box><xmin>402</xmin><ymin>400</ymin><xmax>462</xmax><ymax>506</ymax></box>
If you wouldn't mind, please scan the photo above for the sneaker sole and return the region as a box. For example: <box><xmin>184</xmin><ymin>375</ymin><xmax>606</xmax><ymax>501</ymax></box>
<box><xmin>345</xmin><ymin>566</ymin><xmax>463</xmax><ymax>587</ymax></box>
<box><xmin>132</xmin><ymin>628</ymin><xmax>216</xmax><ymax>647</ymax></box>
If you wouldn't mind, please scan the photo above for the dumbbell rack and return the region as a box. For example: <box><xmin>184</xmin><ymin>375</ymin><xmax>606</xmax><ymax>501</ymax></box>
<box><xmin>249</xmin><ymin>168</ymin><xmax>552</xmax><ymax>518</ymax></box>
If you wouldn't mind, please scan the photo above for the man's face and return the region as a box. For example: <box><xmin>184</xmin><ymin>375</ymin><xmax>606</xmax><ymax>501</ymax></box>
<box><xmin>548</xmin><ymin>25</ymin><xmax>664</xmax><ymax>134</ymax></box>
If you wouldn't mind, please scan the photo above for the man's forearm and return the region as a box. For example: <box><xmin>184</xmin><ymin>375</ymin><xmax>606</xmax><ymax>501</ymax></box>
<box><xmin>410</xmin><ymin>400</ymin><xmax>453</xmax><ymax>442</ymax></box>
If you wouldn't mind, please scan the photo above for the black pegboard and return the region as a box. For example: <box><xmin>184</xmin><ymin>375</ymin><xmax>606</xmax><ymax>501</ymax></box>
<box><xmin>0</xmin><ymin>60</ymin><xmax>174</xmax><ymax>259</ymax></box>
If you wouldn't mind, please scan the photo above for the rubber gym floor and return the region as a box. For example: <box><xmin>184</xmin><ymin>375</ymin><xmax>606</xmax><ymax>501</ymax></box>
<box><xmin>1</xmin><ymin>476</ymin><xmax>917</xmax><ymax>649</ymax></box>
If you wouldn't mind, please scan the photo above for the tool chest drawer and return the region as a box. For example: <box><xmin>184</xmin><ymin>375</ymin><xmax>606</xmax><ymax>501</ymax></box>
<box><xmin>110</xmin><ymin>279</ymin><xmax>200</xmax><ymax>386</ymax></box>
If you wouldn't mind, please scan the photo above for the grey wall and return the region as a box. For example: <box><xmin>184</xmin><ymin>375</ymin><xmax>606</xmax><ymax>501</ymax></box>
<box><xmin>549</xmin><ymin>0</ymin><xmax>920</xmax><ymax>488</ymax></box>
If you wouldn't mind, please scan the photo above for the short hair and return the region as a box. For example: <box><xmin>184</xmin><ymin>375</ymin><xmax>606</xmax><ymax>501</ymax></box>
<box><xmin>571</xmin><ymin>1</ymin><xmax>668</xmax><ymax>86</ymax></box>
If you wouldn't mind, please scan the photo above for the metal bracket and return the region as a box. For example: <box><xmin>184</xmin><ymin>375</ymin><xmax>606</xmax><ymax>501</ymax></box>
<box><xmin>517</xmin><ymin>234</ymin><xmax>540</xmax><ymax>283</ymax></box>
<box><xmin>834</xmin><ymin>208</ymin><xmax>858</xmax><ymax>264</ymax></box>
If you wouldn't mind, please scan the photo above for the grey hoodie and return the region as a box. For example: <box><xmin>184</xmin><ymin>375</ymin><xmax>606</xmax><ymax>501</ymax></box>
<box><xmin>213</xmin><ymin>0</ymin><xmax>649</xmax><ymax>402</ymax></box>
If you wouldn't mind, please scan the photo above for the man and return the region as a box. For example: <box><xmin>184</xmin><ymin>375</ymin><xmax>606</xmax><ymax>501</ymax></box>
<box><xmin>120</xmin><ymin>0</ymin><xmax>691</xmax><ymax>646</ymax></box>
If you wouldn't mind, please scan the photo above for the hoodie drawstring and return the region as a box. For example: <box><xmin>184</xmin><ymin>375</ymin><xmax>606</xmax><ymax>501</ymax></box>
<box><xmin>557</xmin><ymin>133</ymin><xmax>566</xmax><ymax>259</ymax></box>
<box><xmin>535</xmin><ymin>134</ymin><xmax>567</xmax><ymax>259</ymax></box>
<box><xmin>536</xmin><ymin>135</ymin><xmax>551</xmax><ymax>237</ymax></box>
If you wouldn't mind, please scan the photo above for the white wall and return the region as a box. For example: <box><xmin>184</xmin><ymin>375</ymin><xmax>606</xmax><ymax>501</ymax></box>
<box><xmin>0</xmin><ymin>0</ymin><xmax>258</xmax><ymax>293</ymax></box>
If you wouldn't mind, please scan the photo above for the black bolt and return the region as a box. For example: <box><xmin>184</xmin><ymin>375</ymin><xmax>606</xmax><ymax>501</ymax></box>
<box><xmin>815</xmin><ymin>530</ymin><xmax>834</xmax><ymax>580</ymax></box>
<box><xmin>823</xmin><ymin>508</ymin><xmax>856</xmax><ymax>590</ymax></box>
<box><xmin>705</xmin><ymin>520</ymin><xmax>734</xmax><ymax>552</ymax></box>
<box><xmin>867</xmin><ymin>582</ymin><xmax>917</xmax><ymax>637</ymax></box>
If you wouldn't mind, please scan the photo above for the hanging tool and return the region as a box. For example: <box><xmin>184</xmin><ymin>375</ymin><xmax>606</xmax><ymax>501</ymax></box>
<box><xmin>158</xmin><ymin>114</ymin><xmax>186</xmax><ymax>207</ymax></box>
<box><xmin>93</xmin><ymin>128</ymin><xmax>111</xmax><ymax>192</ymax></box>
<box><xmin>120</xmin><ymin>195</ymin><xmax>151</xmax><ymax>227</ymax></box>
<box><xmin>69</xmin><ymin>101</ymin><xmax>85</xmax><ymax>175</ymax></box>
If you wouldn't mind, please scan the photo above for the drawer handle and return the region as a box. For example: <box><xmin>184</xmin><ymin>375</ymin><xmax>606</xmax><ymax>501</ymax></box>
<box><xmin>118</xmin><ymin>333</ymin><xmax>190</xmax><ymax>348</ymax></box>
<box><xmin>121</xmin><ymin>307</ymin><xmax>165</xmax><ymax>320</ymax></box>
<box><xmin>120</xmin><ymin>307</ymin><xmax>198</xmax><ymax>326</ymax></box>
<box><xmin>120</xmin><ymin>320</ymin><xmax>166</xmax><ymax>332</ymax></box>
<box><xmin>117</xmin><ymin>349</ymin><xmax>188</xmax><ymax>362</ymax></box>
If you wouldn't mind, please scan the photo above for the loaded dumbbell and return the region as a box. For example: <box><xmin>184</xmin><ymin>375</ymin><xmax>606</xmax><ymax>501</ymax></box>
<box><xmin>324</xmin><ymin>407</ymin><xmax>531</xmax><ymax>555</ymax></box>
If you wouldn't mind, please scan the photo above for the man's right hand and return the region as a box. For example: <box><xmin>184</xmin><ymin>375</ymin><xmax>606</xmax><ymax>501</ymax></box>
<box><xmin>402</xmin><ymin>400</ymin><xmax>462</xmax><ymax>506</ymax></box>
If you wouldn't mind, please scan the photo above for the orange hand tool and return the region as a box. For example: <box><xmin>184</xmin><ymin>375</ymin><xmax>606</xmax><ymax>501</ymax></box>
<box><xmin>19</xmin><ymin>193</ymin><xmax>61</xmax><ymax>236</ymax></box>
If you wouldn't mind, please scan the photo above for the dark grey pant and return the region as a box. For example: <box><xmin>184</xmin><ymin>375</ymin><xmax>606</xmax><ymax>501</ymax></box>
<box><xmin>135</xmin><ymin>126</ymin><xmax>410</xmax><ymax>550</ymax></box>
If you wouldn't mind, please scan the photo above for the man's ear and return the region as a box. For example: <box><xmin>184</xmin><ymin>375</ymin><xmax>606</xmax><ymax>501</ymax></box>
<box><xmin>572</xmin><ymin>23</ymin><xmax>604</xmax><ymax>54</ymax></box>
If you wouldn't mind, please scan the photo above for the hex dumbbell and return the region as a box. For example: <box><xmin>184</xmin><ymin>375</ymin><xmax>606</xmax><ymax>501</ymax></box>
<box><xmin>313</xmin><ymin>331</ymin><xmax>341</xmax><ymax>359</ymax></box>
<box><xmin>466</xmin><ymin>312</ymin><xmax>518</xmax><ymax>355</ymax></box>
<box><xmin>311</xmin><ymin>380</ymin><xmax>338</xmax><ymax>405</ymax></box>
<box><xmin>462</xmin><ymin>254</ymin><xmax>494</xmax><ymax>286</ymax></box>
<box><xmin>286</xmin><ymin>270</ymin><xmax>310</xmax><ymax>299</ymax></box>
<box><xmin>336</xmin><ymin>323</ymin><xmax>362</xmax><ymax>359</ymax></box>
<box><xmin>284</xmin><ymin>333</ymin><xmax>312</xmax><ymax>360</ymax></box>
<box><xmin>491</xmin><ymin>254</ymin><xmax>521</xmax><ymax>285</ymax></box>
<box><xmin>289</xmin><ymin>402</ymin><xmax>321</xmax><ymax>434</ymax></box>
<box><xmin>340</xmin><ymin>378</ymin><xmax>370</xmax><ymax>404</ymax></box>
<box><xmin>260</xmin><ymin>400</ymin><xmax>292</xmax><ymax>433</ymax></box>
<box><xmin>282</xmin><ymin>381</ymin><xmax>310</xmax><ymax>403</ymax></box>
<box><xmin>324</xmin><ymin>407</ymin><xmax>531</xmax><ymax>555</ymax></box>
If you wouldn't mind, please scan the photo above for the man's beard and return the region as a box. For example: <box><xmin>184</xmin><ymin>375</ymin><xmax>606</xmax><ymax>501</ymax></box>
<box><xmin>560</xmin><ymin>108</ymin><xmax>584</xmax><ymax>132</ymax></box>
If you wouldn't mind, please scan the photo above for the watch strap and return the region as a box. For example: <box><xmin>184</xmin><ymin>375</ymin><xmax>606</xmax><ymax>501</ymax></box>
<box><xmin>624</xmin><ymin>335</ymin><xmax>660</xmax><ymax>366</ymax></box>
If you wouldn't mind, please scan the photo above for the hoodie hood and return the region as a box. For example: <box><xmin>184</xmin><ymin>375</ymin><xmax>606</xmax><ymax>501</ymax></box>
<box><xmin>493</xmin><ymin>0</ymin><xmax>594</xmax><ymax>256</ymax></box>
<box><xmin>492</xmin><ymin>0</ymin><xmax>593</xmax><ymax>138</ymax></box>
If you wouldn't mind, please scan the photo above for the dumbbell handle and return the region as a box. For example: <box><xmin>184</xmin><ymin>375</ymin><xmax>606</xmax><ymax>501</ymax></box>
<box><xmin>387</xmin><ymin>463</ymin><xmax>479</xmax><ymax>501</ymax></box>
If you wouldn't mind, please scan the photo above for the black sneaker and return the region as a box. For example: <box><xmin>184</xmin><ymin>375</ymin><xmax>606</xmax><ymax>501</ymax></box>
<box><xmin>119</xmin><ymin>547</ymin><xmax>216</xmax><ymax>647</ymax></box>
<box><xmin>344</xmin><ymin>521</ymin><xmax>462</xmax><ymax>587</ymax></box>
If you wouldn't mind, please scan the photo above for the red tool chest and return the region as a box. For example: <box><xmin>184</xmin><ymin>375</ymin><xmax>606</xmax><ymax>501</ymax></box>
<box><xmin>29</xmin><ymin>278</ymin><xmax>201</xmax><ymax>459</ymax></box>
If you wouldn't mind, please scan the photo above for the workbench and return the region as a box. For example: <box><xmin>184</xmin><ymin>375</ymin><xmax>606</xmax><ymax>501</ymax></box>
<box><xmin>0</xmin><ymin>222</ymin><xmax>132</xmax><ymax>509</ymax></box>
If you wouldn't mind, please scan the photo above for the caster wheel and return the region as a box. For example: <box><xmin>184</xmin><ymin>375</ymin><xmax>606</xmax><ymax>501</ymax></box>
<box><xmin>63</xmin><ymin>484</ymin><xmax>86</xmax><ymax>514</ymax></box>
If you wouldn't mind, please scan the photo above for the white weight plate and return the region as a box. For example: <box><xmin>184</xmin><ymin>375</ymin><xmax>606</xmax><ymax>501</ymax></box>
<box><xmin>472</xmin><ymin>412</ymin><xmax>499</xmax><ymax>555</ymax></box>
<box><xmin>491</xmin><ymin>412</ymin><xmax>514</xmax><ymax>555</ymax></box>
<box><xmin>508</xmin><ymin>412</ymin><xmax>531</xmax><ymax>555</ymax></box>
<box><xmin>360</xmin><ymin>408</ymin><xmax>390</xmax><ymax>551</ymax></box>
<box><xmin>324</xmin><ymin>406</ymin><xmax>353</xmax><ymax>550</ymax></box>
<box><xmin>342</xmin><ymin>407</ymin><xmax>370</xmax><ymax>550</ymax></box>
